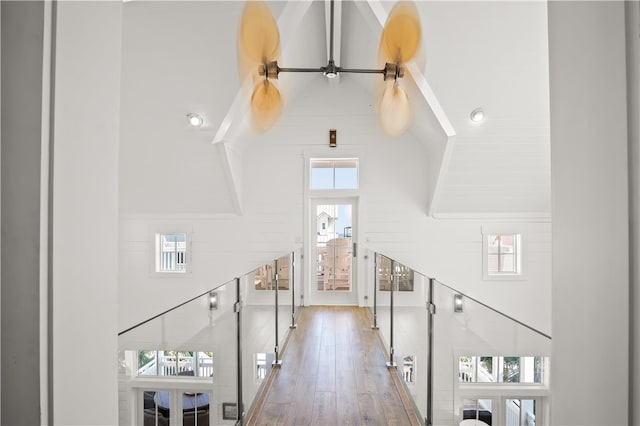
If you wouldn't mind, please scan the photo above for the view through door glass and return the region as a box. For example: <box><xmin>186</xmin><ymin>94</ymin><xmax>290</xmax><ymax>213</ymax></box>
<box><xmin>316</xmin><ymin>204</ymin><xmax>353</xmax><ymax>292</ymax></box>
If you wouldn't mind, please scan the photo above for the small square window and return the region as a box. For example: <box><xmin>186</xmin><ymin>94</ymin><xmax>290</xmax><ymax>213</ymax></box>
<box><xmin>155</xmin><ymin>233</ymin><xmax>188</xmax><ymax>273</ymax></box>
<box><xmin>485</xmin><ymin>234</ymin><xmax>521</xmax><ymax>276</ymax></box>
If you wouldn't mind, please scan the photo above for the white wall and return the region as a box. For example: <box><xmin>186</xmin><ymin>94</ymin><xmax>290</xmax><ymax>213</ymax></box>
<box><xmin>118</xmin><ymin>1</ymin><xmax>243</xmax><ymax>216</ymax></box>
<box><xmin>549</xmin><ymin>2</ymin><xmax>629</xmax><ymax>424</ymax></box>
<box><xmin>51</xmin><ymin>2</ymin><xmax>122</xmax><ymax>424</ymax></box>
<box><xmin>119</xmin><ymin>217</ymin><xmax>300</xmax><ymax>331</ymax></box>
<box><xmin>119</xmin><ymin>77</ymin><xmax>552</xmax><ymax>339</ymax></box>
<box><xmin>366</xmin><ymin>218</ymin><xmax>551</xmax><ymax>336</ymax></box>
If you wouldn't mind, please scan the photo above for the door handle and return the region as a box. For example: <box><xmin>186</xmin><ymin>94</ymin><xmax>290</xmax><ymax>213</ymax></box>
<box><xmin>353</xmin><ymin>242</ymin><xmax>357</xmax><ymax>258</ymax></box>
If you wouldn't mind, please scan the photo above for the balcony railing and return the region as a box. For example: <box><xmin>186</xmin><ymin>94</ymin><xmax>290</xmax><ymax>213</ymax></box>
<box><xmin>367</xmin><ymin>251</ymin><xmax>551</xmax><ymax>426</ymax></box>
<box><xmin>118</xmin><ymin>251</ymin><xmax>301</xmax><ymax>426</ymax></box>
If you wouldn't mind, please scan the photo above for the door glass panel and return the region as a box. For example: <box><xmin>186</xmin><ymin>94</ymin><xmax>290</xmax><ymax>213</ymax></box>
<box><xmin>142</xmin><ymin>389</ymin><xmax>170</xmax><ymax>426</ymax></box>
<box><xmin>377</xmin><ymin>256</ymin><xmax>414</xmax><ymax>291</ymax></box>
<box><xmin>462</xmin><ymin>399</ymin><xmax>493</xmax><ymax>425</ymax></box>
<box><xmin>276</xmin><ymin>255</ymin><xmax>290</xmax><ymax>290</ymax></box>
<box><xmin>506</xmin><ymin>399</ymin><xmax>536</xmax><ymax>426</ymax></box>
<box><xmin>181</xmin><ymin>391</ymin><xmax>210</xmax><ymax>426</ymax></box>
<box><xmin>316</xmin><ymin>204</ymin><xmax>352</xmax><ymax>291</ymax></box>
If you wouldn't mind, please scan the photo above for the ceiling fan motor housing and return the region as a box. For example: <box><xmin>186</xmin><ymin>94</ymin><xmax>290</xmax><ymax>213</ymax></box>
<box><xmin>383</xmin><ymin>63</ymin><xmax>404</xmax><ymax>81</ymax></box>
<box><xmin>258</xmin><ymin>61</ymin><xmax>280</xmax><ymax>80</ymax></box>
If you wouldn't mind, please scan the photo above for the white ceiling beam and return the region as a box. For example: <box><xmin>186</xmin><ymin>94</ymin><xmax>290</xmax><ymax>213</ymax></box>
<box><xmin>361</xmin><ymin>0</ymin><xmax>455</xmax><ymax>137</ymax></box>
<box><xmin>217</xmin><ymin>142</ymin><xmax>243</xmax><ymax>215</ymax></box>
<box><xmin>212</xmin><ymin>1</ymin><xmax>315</xmax><ymax>215</ymax></box>
<box><xmin>325</xmin><ymin>0</ymin><xmax>342</xmax><ymax>66</ymax></box>
<box><xmin>212</xmin><ymin>0</ymin><xmax>315</xmax><ymax>145</ymax></box>
<box><xmin>358</xmin><ymin>0</ymin><xmax>457</xmax><ymax>216</ymax></box>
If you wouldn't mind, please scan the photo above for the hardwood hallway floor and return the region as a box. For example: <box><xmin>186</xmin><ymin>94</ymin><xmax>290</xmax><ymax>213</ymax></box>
<box><xmin>248</xmin><ymin>306</ymin><xmax>420</xmax><ymax>426</ymax></box>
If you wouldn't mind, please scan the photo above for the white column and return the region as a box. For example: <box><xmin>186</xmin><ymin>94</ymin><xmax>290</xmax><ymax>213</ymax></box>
<box><xmin>51</xmin><ymin>1</ymin><xmax>122</xmax><ymax>424</ymax></box>
<box><xmin>548</xmin><ymin>1</ymin><xmax>629</xmax><ymax>424</ymax></box>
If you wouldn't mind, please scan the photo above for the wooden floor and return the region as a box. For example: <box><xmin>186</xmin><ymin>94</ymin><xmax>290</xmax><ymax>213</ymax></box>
<box><xmin>248</xmin><ymin>306</ymin><xmax>420</xmax><ymax>426</ymax></box>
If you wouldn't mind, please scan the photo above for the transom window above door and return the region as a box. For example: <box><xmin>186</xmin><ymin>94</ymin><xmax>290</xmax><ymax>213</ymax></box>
<box><xmin>310</xmin><ymin>158</ymin><xmax>358</xmax><ymax>190</ymax></box>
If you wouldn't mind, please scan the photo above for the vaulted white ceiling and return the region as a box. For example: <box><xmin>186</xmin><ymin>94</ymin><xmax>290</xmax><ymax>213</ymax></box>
<box><xmin>119</xmin><ymin>0</ymin><xmax>549</xmax><ymax>217</ymax></box>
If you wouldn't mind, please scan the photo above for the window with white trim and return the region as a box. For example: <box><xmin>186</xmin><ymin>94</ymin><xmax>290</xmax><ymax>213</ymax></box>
<box><xmin>155</xmin><ymin>233</ymin><xmax>188</xmax><ymax>273</ymax></box>
<box><xmin>310</xmin><ymin>158</ymin><xmax>358</xmax><ymax>190</ymax></box>
<box><xmin>486</xmin><ymin>234</ymin><xmax>521</xmax><ymax>275</ymax></box>
<box><xmin>136</xmin><ymin>350</ymin><xmax>213</xmax><ymax>377</ymax></box>
<box><xmin>458</xmin><ymin>356</ymin><xmax>544</xmax><ymax>384</ymax></box>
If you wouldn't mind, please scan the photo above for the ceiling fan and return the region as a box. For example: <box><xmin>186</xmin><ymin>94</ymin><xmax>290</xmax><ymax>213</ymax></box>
<box><xmin>237</xmin><ymin>0</ymin><xmax>421</xmax><ymax>137</ymax></box>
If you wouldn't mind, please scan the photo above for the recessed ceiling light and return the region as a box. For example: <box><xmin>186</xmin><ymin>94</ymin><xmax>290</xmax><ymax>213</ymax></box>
<box><xmin>186</xmin><ymin>113</ymin><xmax>203</xmax><ymax>128</ymax></box>
<box><xmin>470</xmin><ymin>108</ymin><xmax>485</xmax><ymax>123</ymax></box>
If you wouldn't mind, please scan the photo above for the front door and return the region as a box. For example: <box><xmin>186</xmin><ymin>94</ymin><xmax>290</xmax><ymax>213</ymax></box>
<box><xmin>310</xmin><ymin>199</ymin><xmax>358</xmax><ymax>305</ymax></box>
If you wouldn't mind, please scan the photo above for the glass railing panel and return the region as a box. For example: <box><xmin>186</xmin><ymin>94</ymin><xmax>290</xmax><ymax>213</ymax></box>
<box><xmin>290</xmin><ymin>249</ymin><xmax>301</xmax><ymax>325</ymax></box>
<box><xmin>209</xmin><ymin>282</ymin><xmax>239</xmax><ymax>426</ymax></box>
<box><xmin>364</xmin><ymin>249</ymin><xmax>375</xmax><ymax>321</ymax></box>
<box><xmin>432</xmin><ymin>281</ymin><xmax>551</xmax><ymax>426</ymax></box>
<box><xmin>277</xmin><ymin>253</ymin><xmax>293</xmax><ymax>352</ymax></box>
<box><xmin>375</xmin><ymin>254</ymin><xmax>392</xmax><ymax>355</ymax></box>
<box><xmin>392</xmin><ymin>265</ymin><xmax>429</xmax><ymax>422</ymax></box>
<box><xmin>240</xmin><ymin>266</ymin><xmax>276</xmax><ymax>419</ymax></box>
<box><xmin>118</xmin><ymin>279</ymin><xmax>237</xmax><ymax>425</ymax></box>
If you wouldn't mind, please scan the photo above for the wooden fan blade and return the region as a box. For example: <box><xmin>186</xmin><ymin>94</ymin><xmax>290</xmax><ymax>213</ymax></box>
<box><xmin>377</xmin><ymin>81</ymin><xmax>412</xmax><ymax>137</ymax></box>
<box><xmin>379</xmin><ymin>1</ymin><xmax>421</xmax><ymax>65</ymax></box>
<box><xmin>251</xmin><ymin>80</ymin><xmax>283</xmax><ymax>132</ymax></box>
<box><xmin>238</xmin><ymin>1</ymin><xmax>281</xmax><ymax>71</ymax></box>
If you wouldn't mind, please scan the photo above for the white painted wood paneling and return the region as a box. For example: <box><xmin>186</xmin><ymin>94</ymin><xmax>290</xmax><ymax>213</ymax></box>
<box><xmin>422</xmin><ymin>1</ymin><xmax>550</xmax><ymax>215</ymax></box>
<box><xmin>119</xmin><ymin>77</ymin><xmax>550</xmax><ymax>337</ymax></box>
<box><xmin>119</xmin><ymin>1</ymin><xmax>243</xmax><ymax>215</ymax></box>
<box><xmin>119</xmin><ymin>1</ymin><xmax>550</xmax><ymax>217</ymax></box>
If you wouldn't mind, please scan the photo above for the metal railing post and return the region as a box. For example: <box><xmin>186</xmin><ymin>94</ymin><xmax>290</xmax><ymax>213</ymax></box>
<box><xmin>273</xmin><ymin>259</ymin><xmax>282</xmax><ymax>366</ymax></box>
<box><xmin>290</xmin><ymin>251</ymin><xmax>297</xmax><ymax>329</ymax></box>
<box><xmin>235</xmin><ymin>277</ymin><xmax>243</xmax><ymax>426</ymax></box>
<box><xmin>426</xmin><ymin>277</ymin><xmax>435</xmax><ymax>426</ymax></box>
<box><xmin>371</xmin><ymin>253</ymin><xmax>379</xmax><ymax>329</ymax></box>
<box><xmin>386</xmin><ymin>259</ymin><xmax>397</xmax><ymax>368</ymax></box>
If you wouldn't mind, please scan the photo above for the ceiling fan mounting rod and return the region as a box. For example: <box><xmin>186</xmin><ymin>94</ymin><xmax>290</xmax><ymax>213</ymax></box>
<box><xmin>277</xmin><ymin>66</ymin><xmax>325</xmax><ymax>73</ymax></box>
<box><xmin>329</xmin><ymin>0</ymin><xmax>335</xmax><ymax>63</ymax></box>
<box><xmin>256</xmin><ymin>0</ymin><xmax>405</xmax><ymax>81</ymax></box>
<box><xmin>279</xmin><ymin>66</ymin><xmax>385</xmax><ymax>74</ymax></box>
<box><xmin>341</xmin><ymin>67</ymin><xmax>386</xmax><ymax>75</ymax></box>
<box><xmin>275</xmin><ymin>64</ymin><xmax>387</xmax><ymax>76</ymax></box>
<box><xmin>261</xmin><ymin>61</ymin><xmax>400</xmax><ymax>80</ymax></box>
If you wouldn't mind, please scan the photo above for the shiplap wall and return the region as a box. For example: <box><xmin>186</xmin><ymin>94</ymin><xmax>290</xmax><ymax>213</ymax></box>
<box><xmin>119</xmin><ymin>78</ymin><xmax>551</xmax><ymax>337</ymax></box>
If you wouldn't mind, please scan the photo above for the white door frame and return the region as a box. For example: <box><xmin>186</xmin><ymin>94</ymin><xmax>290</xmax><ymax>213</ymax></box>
<box><xmin>306</xmin><ymin>196</ymin><xmax>359</xmax><ymax>306</ymax></box>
